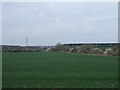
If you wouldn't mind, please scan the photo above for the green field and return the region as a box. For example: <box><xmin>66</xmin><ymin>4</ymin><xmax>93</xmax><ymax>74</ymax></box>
<box><xmin>3</xmin><ymin>52</ymin><xmax>118</xmax><ymax>88</ymax></box>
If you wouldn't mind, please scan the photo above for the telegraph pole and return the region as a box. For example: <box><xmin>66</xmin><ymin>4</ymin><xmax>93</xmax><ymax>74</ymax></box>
<box><xmin>26</xmin><ymin>37</ymin><xmax>28</xmax><ymax>51</ymax></box>
<box><xmin>26</xmin><ymin>37</ymin><xmax>28</xmax><ymax>47</ymax></box>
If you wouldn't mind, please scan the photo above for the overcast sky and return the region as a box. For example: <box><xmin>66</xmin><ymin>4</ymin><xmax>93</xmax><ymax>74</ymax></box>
<box><xmin>2</xmin><ymin>2</ymin><xmax>118</xmax><ymax>46</ymax></box>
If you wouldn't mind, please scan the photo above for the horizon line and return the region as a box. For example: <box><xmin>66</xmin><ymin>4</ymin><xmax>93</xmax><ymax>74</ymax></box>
<box><xmin>1</xmin><ymin>42</ymin><xmax>119</xmax><ymax>46</ymax></box>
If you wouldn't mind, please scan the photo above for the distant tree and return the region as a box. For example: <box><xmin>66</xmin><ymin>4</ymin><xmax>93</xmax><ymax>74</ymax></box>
<box><xmin>77</xmin><ymin>44</ymin><xmax>95</xmax><ymax>54</ymax></box>
<box><xmin>54</xmin><ymin>44</ymin><xmax>70</xmax><ymax>52</ymax></box>
<box><xmin>56</xmin><ymin>43</ymin><xmax>62</xmax><ymax>46</ymax></box>
<box><xmin>112</xmin><ymin>48</ymin><xmax>118</xmax><ymax>56</ymax></box>
<box><xmin>46</xmin><ymin>43</ymin><xmax>70</xmax><ymax>52</ymax></box>
<box><xmin>46</xmin><ymin>47</ymin><xmax>55</xmax><ymax>52</ymax></box>
<box><xmin>69</xmin><ymin>48</ymin><xmax>78</xmax><ymax>53</ymax></box>
<box><xmin>104</xmin><ymin>48</ymin><xmax>118</xmax><ymax>56</ymax></box>
<box><xmin>91</xmin><ymin>48</ymin><xmax>104</xmax><ymax>55</ymax></box>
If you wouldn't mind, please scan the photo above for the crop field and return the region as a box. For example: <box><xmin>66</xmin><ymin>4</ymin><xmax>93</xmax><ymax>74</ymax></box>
<box><xmin>2</xmin><ymin>52</ymin><xmax>118</xmax><ymax>88</ymax></box>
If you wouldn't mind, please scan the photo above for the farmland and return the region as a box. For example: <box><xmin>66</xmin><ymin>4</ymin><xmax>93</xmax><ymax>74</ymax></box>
<box><xmin>2</xmin><ymin>52</ymin><xmax>118</xmax><ymax>88</ymax></box>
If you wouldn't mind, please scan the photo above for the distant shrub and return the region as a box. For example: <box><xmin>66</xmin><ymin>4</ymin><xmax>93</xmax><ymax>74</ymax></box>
<box><xmin>46</xmin><ymin>45</ymin><xmax>70</xmax><ymax>52</ymax></box>
<box><xmin>112</xmin><ymin>48</ymin><xmax>118</xmax><ymax>56</ymax></box>
<box><xmin>104</xmin><ymin>48</ymin><xmax>118</xmax><ymax>56</ymax></box>
<box><xmin>104</xmin><ymin>48</ymin><xmax>113</xmax><ymax>56</ymax></box>
<box><xmin>55</xmin><ymin>45</ymin><xmax>70</xmax><ymax>52</ymax></box>
<box><xmin>46</xmin><ymin>47</ymin><xmax>55</xmax><ymax>52</ymax></box>
<box><xmin>69</xmin><ymin>48</ymin><xmax>78</xmax><ymax>53</ymax></box>
<box><xmin>91</xmin><ymin>48</ymin><xmax>104</xmax><ymax>55</ymax></box>
<box><xmin>46</xmin><ymin>44</ymin><xmax>119</xmax><ymax>56</ymax></box>
<box><xmin>77</xmin><ymin>45</ymin><xmax>94</xmax><ymax>54</ymax></box>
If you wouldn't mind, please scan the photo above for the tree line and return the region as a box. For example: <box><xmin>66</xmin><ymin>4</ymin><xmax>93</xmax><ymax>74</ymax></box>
<box><xmin>2</xmin><ymin>43</ymin><xmax>119</xmax><ymax>56</ymax></box>
<box><xmin>46</xmin><ymin>43</ymin><xmax>119</xmax><ymax>56</ymax></box>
